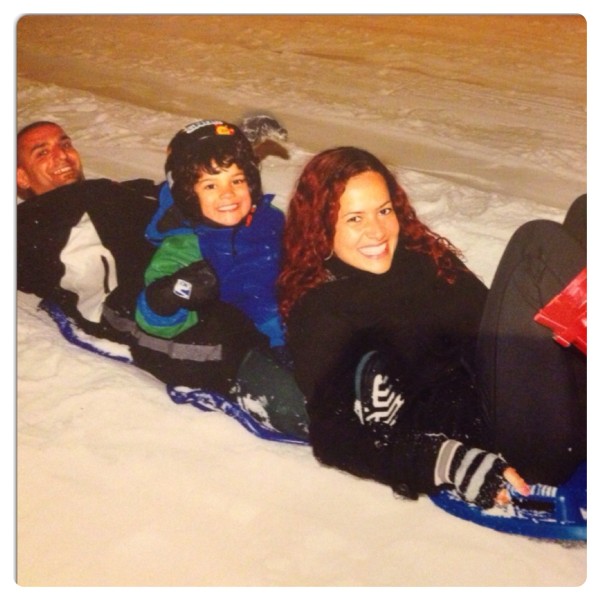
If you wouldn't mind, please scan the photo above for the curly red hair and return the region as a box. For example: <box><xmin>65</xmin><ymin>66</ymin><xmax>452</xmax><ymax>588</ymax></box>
<box><xmin>278</xmin><ymin>147</ymin><xmax>464</xmax><ymax>320</ymax></box>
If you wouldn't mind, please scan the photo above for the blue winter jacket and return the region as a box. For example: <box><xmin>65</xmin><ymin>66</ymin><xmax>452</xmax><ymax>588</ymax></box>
<box><xmin>138</xmin><ymin>182</ymin><xmax>285</xmax><ymax>346</ymax></box>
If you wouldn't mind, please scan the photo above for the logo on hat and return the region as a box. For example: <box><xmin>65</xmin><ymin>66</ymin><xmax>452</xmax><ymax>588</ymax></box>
<box><xmin>215</xmin><ymin>124</ymin><xmax>236</xmax><ymax>136</ymax></box>
<box><xmin>182</xmin><ymin>120</ymin><xmax>223</xmax><ymax>135</ymax></box>
<box><xmin>181</xmin><ymin>120</ymin><xmax>236</xmax><ymax>137</ymax></box>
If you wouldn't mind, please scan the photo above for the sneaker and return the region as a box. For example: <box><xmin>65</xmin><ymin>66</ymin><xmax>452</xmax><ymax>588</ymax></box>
<box><xmin>353</xmin><ymin>351</ymin><xmax>405</xmax><ymax>427</ymax></box>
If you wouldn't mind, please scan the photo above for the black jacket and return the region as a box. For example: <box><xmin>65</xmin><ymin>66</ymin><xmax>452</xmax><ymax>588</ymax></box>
<box><xmin>287</xmin><ymin>245</ymin><xmax>489</xmax><ymax>496</ymax></box>
<box><xmin>17</xmin><ymin>178</ymin><xmax>159</xmax><ymax>343</ymax></box>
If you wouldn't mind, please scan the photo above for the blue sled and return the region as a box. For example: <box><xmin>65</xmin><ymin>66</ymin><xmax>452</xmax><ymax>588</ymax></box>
<box><xmin>38</xmin><ymin>299</ymin><xmax>308</xmax><ymax>447</ymax></box>
<box><xmin>167</xmin><ymin>385</ymin><xmax>307</xmax><ymax>446</ymax></box>
<box><xmin>430</xmin><ymin>462</ymin><xmax>587</xmax><ymax>541</ymax></box>
<box><xmin>36</xmin><ymin>298</ymin><xmax>587</xmax><ymax>540</ymax></box>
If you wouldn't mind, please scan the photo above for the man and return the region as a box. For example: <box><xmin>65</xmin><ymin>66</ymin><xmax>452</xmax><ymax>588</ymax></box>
<box><xmin>17</xmin><ymin>121</ymin><xmax>85</xmax><ymax>200</ymax></box>
<box><xmin>17</xmin><ymin>120</ymin><xmax>159</xmax><ymax>343</ymax></box>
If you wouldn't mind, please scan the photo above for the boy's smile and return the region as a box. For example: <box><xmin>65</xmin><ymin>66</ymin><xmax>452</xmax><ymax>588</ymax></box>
<box><xmin>193</xmin><ymin>163</ymin><xmax>252</xmax><ymax>227</ymax></box>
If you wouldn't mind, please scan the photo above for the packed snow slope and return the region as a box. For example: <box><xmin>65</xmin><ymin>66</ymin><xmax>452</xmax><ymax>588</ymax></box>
<box><xmin>16</xmin><ymin>14</ymin><xmax>588</xmax><ymax>588</ymax></box>
<box><xmin>17</xmin><ymin>14</ymin><xmax>586</xmax><ymax>208</ymax></box>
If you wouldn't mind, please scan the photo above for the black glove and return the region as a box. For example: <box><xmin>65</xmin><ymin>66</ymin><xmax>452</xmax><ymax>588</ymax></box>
<box><xmin>145</xmin><ymin>260</ymin><xmax>219</xmax><ymax>316</ymax></box>
<box><xmin>435</xmin><ymin>439</ymin><xmax>508</xmax><ymax>509</ymax></box>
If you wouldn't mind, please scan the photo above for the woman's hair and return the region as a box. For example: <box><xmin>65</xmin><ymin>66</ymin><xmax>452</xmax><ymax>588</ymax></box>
<box><xmin>165</xmin><ymin>121</ymin><xmax>262</xmax><ymax>222</ymax></box>
<box><xmin>278</xmin><ymin>146</ymin><xmax>464</xmax><ymax>319</ymax></box>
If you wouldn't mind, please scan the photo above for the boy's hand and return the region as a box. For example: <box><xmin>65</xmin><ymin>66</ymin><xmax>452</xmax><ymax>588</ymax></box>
<box><xmin>146</xmin><ymin>260</ymin><xmax>219</xmax><ymax>315</ymax></box>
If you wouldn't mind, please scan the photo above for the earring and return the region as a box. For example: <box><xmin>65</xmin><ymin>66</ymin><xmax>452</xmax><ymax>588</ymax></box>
<box><xmin>324</xmin><ymin>249</ymin><xmax>334</xmax><ymax>261</ymax></box>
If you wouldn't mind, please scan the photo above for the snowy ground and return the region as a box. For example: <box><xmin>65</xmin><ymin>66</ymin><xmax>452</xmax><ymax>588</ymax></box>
<box><xmin>12</xmin><ymin>8</ymin><xmax>593</xmax><ymax>592</ymax></box>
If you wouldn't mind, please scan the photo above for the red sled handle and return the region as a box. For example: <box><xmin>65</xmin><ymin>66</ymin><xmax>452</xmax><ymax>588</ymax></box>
<box><xmin>534</xmin><ymin>268</ymin><xmax>587</xmax><ymax>355</ymax></box>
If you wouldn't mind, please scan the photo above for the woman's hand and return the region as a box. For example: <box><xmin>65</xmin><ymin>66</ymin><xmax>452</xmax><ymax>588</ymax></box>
<box><xmin>495</xmin><ymin>467</ymin><xmax>530</xmax><ymax>505</ymax></box>
<box><xmin>438</xmin><ymin>440</ymin><xmax>530</xmax><ymax>509</ymax></box>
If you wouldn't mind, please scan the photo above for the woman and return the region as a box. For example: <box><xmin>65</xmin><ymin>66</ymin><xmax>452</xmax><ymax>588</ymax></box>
<box><xmin>278</xmin><ymin>146</ymin><xmax>586</xmax><ymax>507</ymax></box>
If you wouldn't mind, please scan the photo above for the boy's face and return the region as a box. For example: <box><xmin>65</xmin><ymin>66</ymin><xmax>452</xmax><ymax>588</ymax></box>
<box><xmin>193</xmin><ymin>163</ymin><xmax>252</xmax><ymax>227</ymax></box>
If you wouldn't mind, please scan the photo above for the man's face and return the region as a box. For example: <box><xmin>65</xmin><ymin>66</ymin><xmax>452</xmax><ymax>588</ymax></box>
<box><xmin>17</xmin><ymin>123</ymin><xmax>84</xmax><ymax>196</ymax></box>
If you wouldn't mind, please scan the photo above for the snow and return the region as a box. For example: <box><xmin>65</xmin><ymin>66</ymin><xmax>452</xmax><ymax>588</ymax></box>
<box><xmin>11</xmin><ymin>6</ymin><xmax>595</xmax><ymax>593</ymax></box>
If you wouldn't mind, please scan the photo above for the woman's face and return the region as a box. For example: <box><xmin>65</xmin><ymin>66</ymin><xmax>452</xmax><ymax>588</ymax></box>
<box><xmin>193</xmin><ymin>162</ymin><xmax>252</xmax><ymax>226</ymax></box>
<box><xmin>332</xmin><ymin>170</ymin><xmax>400</xmax><ymax>274</ymax></box>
